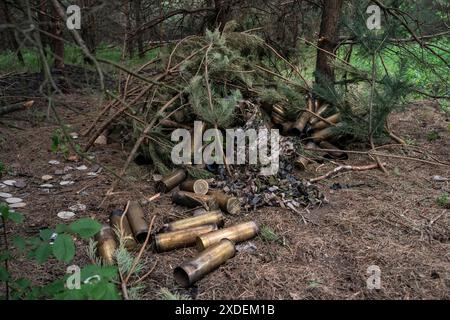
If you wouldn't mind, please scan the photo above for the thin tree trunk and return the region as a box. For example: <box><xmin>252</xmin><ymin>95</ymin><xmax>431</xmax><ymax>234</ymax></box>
<box><xmin>133</xmin><ymin>0</ymin><xmax>144</xmax><ymax>58</ymax></box>
<box><xmin>315</xmin><ymin>0</ymin><xmax>344</xmax><ymax>85</ymax></box>
<box><xmin>81</xmin><ymin>0</ymin><xmax>97</xmax><ymax>58</ymax></box>
<box><xmin>1</xmin><ymin>0</ymin><xmax>24</xmax><ymax>64</ymax></box>
<box><xmin>51</xmin><ymin>1</ymin><xmax>65</xmax><ymax>70</ymax></box>
<box><xmin>124</xmin><ymin>0</ymin><xmax>133</xmax><ymax>58</ymax></box>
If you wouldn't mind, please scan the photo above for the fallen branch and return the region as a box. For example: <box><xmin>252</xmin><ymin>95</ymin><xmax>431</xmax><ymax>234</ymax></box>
<box><xmin>309</xmin><ymin>162</ymin><xmax>386</xmax><ymax>183</ymax></box>
<box><xmin>0</xmin><ymin>100</ymin><xmax>34</xmax><ymax>116</ymax></box>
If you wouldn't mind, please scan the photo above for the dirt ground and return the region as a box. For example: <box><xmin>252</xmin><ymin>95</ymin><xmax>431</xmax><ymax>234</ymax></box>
<box><xmin>0</xmin><ymin>93</ymin><xmax>449</xmax><ymax>300</ymax></box>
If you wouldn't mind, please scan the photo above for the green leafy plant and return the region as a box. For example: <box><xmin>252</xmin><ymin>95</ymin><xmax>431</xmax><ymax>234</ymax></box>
<box><xmin>51</xmin><ymin>128</ymin><xmax>81</xmax><ymax>158</ymax></box>
<box><xmin>427</xmin><ymin>131</ymin><xmax>441</xmax><ymax>142</ymax></box>
<box><xmin>0</xmin><ymin>203</ymin><xmax>122</xmax><ymax>300</ymax></box>
<box><xmin>436</xmin><ymin>193</ymin><xmax>449</xmax><ymax>208</ymax></box>
<box><xmin>259</xmin><ymin>225</ymin><xmax>284</xmax><ymax>245</ymax></box>
<box><xmin>158</xmin><ymin>287</ymin><xmax>191</xmax><ymax>300</ymax></box>
<box><xmin>0</xmin><ymin>161</ymin><xmax>5</xmax><ymax>177</ymax></box>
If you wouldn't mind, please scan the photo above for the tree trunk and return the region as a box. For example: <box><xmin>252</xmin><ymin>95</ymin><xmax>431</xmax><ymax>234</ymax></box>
<box><xmin>51</xmin><ymin>1</ymin><xmax>65</xmax><ymax>70</ymax></box>
<box><xmin>81</xmin><ymin>0</ymin><xmax>97</xmax><ymax>58</ymax></box>
<box><xmin>133</xmin><ymin>0</ymin><xmax>144</xmax><ymax>58</ymax></box>
<box><xmin>315</xmin><ymin>0</ymin><xmax>344</xmax><ymax>85</ymax></box>
<box><xmin>124</xmin><ymin>0</ymin><xmax>133</xmax><ymax>58</ymax></box>
<box><xmin>1</xmin><ymin>0</ymin><xmax>24</xmax><ymax>64</ymax></box>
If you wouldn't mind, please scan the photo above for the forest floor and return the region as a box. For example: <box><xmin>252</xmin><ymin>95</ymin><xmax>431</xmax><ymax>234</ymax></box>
<box><xmin>0</xmin><ymin>77</ymin><xmax>449</xmax><ymax>299</ymax></box>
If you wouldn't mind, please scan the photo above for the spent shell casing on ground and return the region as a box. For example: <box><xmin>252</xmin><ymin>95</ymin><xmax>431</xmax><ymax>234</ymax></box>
<box><xmin>309</xmin><ymin>104</ymin><xmax>329</xmax><ymax>125</ymax></box>
<box><xmin>110</xmin><ymin>209</ymin><xmax>137</xmax><ymax>250</ymax></box>
<box><xmin>126</xmin><ymin>201</ymin><xmax>149</xmax><ymax>243</ymax></box>
<box><xmin>154</xmin><ymin>224</ymin><xmax>217</xmax><ymax>252</ymax></box>
<box><xmin>272</xmin><ymin>113</ymin><xmax>285</xmax><ymax>125</ymax></box>
<box><xmin>272</xmin><ymin>104</ymin><xmax>285</xmax><ymax>116</ymax></box>
<box><xmin>172</xmin><ymin>191</ymin><xmax>219</xmax><ymax>210</ymax></box>
<box><xmin>293</xmin><ymin>111</ymin><xmax>312</xmax><ymax>133</ymax></box>
<box><xmin>166</xmin><ymin>210</ymin><xmax>224</xmax><ymax>231</ymax></box>
<box><xmin>155</xmin><ymin>169</ymin><xmax>187</xmax><ymax>193</ymax></box>
<box><xmin>94</xmin><ymin>225</ymin><xmax>117</xmax><ymax>265</ymax></box>
<box><xmin>196</xmin><ymin>221</ymin><xmax>259</xmax><ymax>250</ymax></box>
<box><xmin>312</xmin><ymin>113</ymin><xmax>341</xmax><ymax>131</ymax></box>
<box><xmin>295</xmin><ymin>142</ymin><xmax>318</xmax><ymax>171</ymax></box>
<box><xmin>312</xmin><ymin>123</ymin><xmax>342</xmax><ymax>142</ymax></box>
<box><xmin>179</xmin><ymin>179</ymin><xmax>209</xmax><ymax>195</ymax></box>
<box><xmin>319</xmin><ymin>141</ymin><xmax>348</xmax><ymax>160</ymax></box>
<box><xmin>174</xmin><ymin>239</ymin><xmax>236</xmax><ymax>287</ymax></box>
<box><xmin>209</xmin><ymin>191</ymin><xmax>240</xmax><ymax>215</ymax></box>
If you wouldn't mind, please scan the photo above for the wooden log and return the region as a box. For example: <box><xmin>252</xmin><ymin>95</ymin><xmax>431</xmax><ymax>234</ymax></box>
<box><xmin>0</xmin><ymin>100</ymin><xmax>34</xmax><ymax>116</ymax></box>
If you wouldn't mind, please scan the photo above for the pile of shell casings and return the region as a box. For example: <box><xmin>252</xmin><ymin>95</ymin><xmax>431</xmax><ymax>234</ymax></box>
<box><xmin>95</xmin><ymin>200</ymin><xmax>149</xmax><ymax>265</ymax></box>
<box><xmin>155</xmin><ymin>169</ymin><xmax>259</xmax><ymax>287</ymax></box>
<box><xmin>94</xmin><ymin>169</ymin><xmax>259</xmax><ymax>287</ymax></box>
<box><xmin>271</xmin><ymin>96</ymin><xmax>348</xmax><ymax>171</ymax></box>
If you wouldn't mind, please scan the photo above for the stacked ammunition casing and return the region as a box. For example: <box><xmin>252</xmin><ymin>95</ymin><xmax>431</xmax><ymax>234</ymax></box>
<box><xmin>127</xmin><ymin>201</ymin><xmax>149</xmax><ymax>243</ymax></box>
<box><xmin>110</xmin><ymin>209</ymin><xmax>137</xmax><ymax>250</ymax></box>
<box><xmin>295</xmin><ymin>141</ymin><xmax>318</xmax><ymax>170</ymax></box>
<box><xmin>95</xmin><ymin>225</ymin><xmax>117</xmax><ymax>265</ymax></box>
<box><xmin>196</xmin><ymin>221</ymin><xmax>259</xmax><ymax>250</ymax></box>
<box><xmin>165</xmin><ymin>210</ymin><xmax>224</xmax><ymax>231</ymax></box>
<box><xmin>293</xmin><ymin>98</ymin><xmax>314</xmax><ymax>133</ymax></box>
<box><xmin>312</xmin><ymin>113</ymin><xmax>341</xmax><ymax>131</ymax></box>
<box><xmin>179</xmin><ymin>179</ymin><xmax>209</xmax><ymax>195</ymax></box>
<box><xmin>271</xmin><ymin>104</ymin><xmax>286</xmax><ymax>124</ymax></box>
<box><xmin>209</xmin><ymin>191</ymin><xmax>240</xmax><ymax>215</ymax></box>
<box><xmin>309</xmin><ymin>104</ymin><xmax>329</xmax><ymax>126</ymax></box>
<box><xmin>319</xmin><ymin>141</ymin><xmax>348</xmax><ymax>160</ymax></box>
<box><xmin>155</xmin><ymin>169</ymin><xmax>187</xmax><ymax>193</ymax></box>
<box><xmin>154</xmin><ymin>225</ymin><xmax>217</xmax><ymax>252</ymax></box>
<box><xmin>174</xmin><ymin>239</ymin><xmax>236</xmax><ymax>287</ymax></box>
<box><xmin>312</xmin><ymin>122</ymin><xmax>343</xmax><ymax>142</ymax></box>
<box><xmin>172</xmin><ymin>191</ymin><xmax>219</xmax><ymax>210</ymax></box>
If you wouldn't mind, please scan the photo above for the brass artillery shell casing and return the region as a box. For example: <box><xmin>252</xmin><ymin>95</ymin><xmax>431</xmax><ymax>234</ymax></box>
<box><xmin>196</xmin><ymin>221</ymin><xmax>259</xmax><ymax>250</ymax></box>
<box><xmin>293</xmin><ymin>111</ymin><xmax>312</xmax><ymax>133</ymax></box>
<box><xmin>293</xmin><ymin>98</ymin><xmax>315</xmax><ymax>133</ymax></box>
<box><xmin>95</xmin><ymin>225</ymin><xmax>117</xmax><ymax>265</ymax></box>
<box><xmin>312</xmin><ymin>113</ymin><xmax>341</xmax><ymax>131</ymax></box>
<box><xmin>172</xmin><ymin>191</ymin><xmax>219</xmax><ymax>210</ymax></box>
<box><xmin>126</xmin><ymin>201</ymin><xmax>149</xmax><ymax>243</ymax></box>
<box><xmin>319</xmin><ymin>141</ymin><xmax>348</xmax><ymax>160</ymax></box>
<box><xmin>272</xmin><ymin>113</ymin><xmax>285</xmax><ymax>125</ymax></box>
<box><xmin>209</xmin><ymin>191</ymin><xmax>240</xmax><ymax>215</ymax></box>
<box><xmin>155</xmin><ymin>169</ymin><xmax>187</xmax><ymax>193</ymax></box>
<box><xmin>179</xmin><ymin>179</ymin><xmax>209</xmax><ymax>195</ymax></box>
<box><xmin>309</xmin><ymin>104</ymin><xmax>330</xmax><ymax>125</ymax></box>
<box><xmin>272</xmin><ymin>104</ymin><xmax>285</xmax><ymax>116</ymax></box>
<box><xmin>295</xmin><ymin>156</ymin><xmax>310</xmax><ymax>171</ymax></box>
<box><xmin>166</xmin><ymin>211</ymin><xmax>224</xmax><ymax>231</ymax></box>
<box><xmin>314</xmin><ymin>99</ymin><xmax>320</xmax><ymax>113</ymax></box>
<box><xmin>154</xmin><ymin>224</ymin><xmax>217</xmax><ymax>252</ymax></box>
<box><xmin>312</xmin><ymin>123</ymin><xmax>342</xmax><ymax>142</ymax></box>
<box><xmin>281</xmin><ymin>122</ymin><xmax>294</xmax><ymax>135</ymax></box>
<box><xmin>295</xmin><ymin>142</ymin><xmax>318</xmax><ymax>170</ymax></box>
<box><xmin>110</xmin><ymin>209</ymin><xmax>137</xmax><ymax>250</ymax></box>
<box><xmin>174</xmin><ymin>239</ymin><xmax>236</xmax><ymax>287</ymax></box>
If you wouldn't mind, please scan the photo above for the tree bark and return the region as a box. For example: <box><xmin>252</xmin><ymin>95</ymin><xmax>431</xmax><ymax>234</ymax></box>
<box><xmin>50</xmin><ymin>1</ymin><xmax>65</xmax><ymax>70</ymax></box>
<box><xmin>81</xmin><ymin>0</ymin><xmax>97</xmax><ymax>57</ymax></box>
<box><xmin>124</xmin><ymin>0</ymin><xmax>133</xmax><ymax>58</ymax></box>
<box><xmin>1</xmin><ymin>0</ymin><xmax>24</xmax><ymax>64</ymax></box>
<box><xmin>315</xmin><ymin>0</ymin><xmax>344</xmax><ymax>85</ymax></box>
<box><xmin>133</xmin><ymin>0</ymin><xmax>144</xmax><ymax>58</ymax></box>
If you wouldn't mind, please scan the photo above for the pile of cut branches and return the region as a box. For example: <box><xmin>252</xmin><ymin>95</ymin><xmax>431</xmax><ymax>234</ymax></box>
<box><xmin>83</xmin><ymin>24</ymin><xmax>375</xmax><ymax>210</ymax></box>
